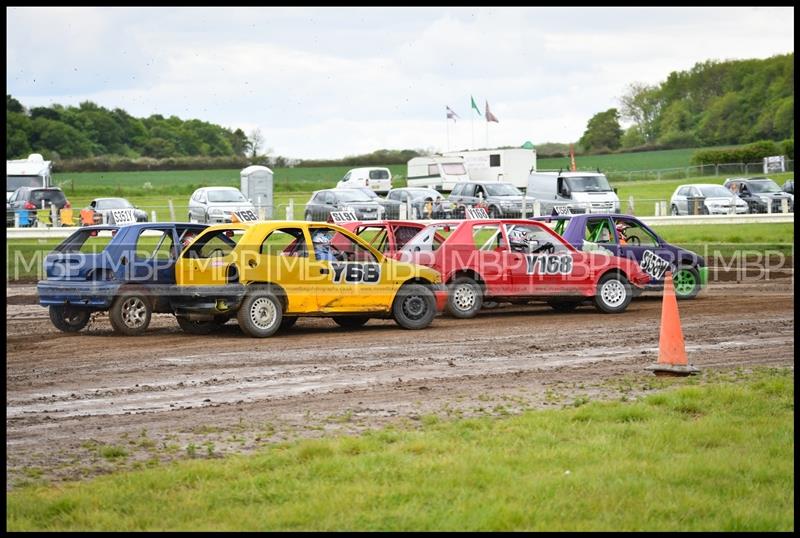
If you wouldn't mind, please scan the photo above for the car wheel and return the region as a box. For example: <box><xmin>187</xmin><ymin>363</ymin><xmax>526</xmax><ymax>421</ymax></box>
<box><xmin>670</xmin><ymin>205</ymin><xmax>679</xmax><ymax>216</ymax></box>
<box><xmin>279</xmin><ymin>316</ymin><xmax>298</xmax><ymax>331</ymax></box>
<box><xmin>392</xmin><ymin>283</ymin><xmax>436</xmax><ymax>330</ymax></box>
<box><xmin>446</xmin><ymin>277</ymin><xmax>483</xmax><ymax>318</ymax></box>
<box><xmin>547</xmin><ymin>300</ymin><xmax>581</xmax><ymax>313</ymax></box>
<box><xmin>175</xmin><ymin>315</ymin><xmax>226</xmax><ymax>335</ymax></box>
<box><xmin>109</xmin><ymin>291</ymin><xmax>153</xmax><ymax>335</ymax></box>
<box><xmin>673</xmin><ymin>265</ymin><xmax>701</xmax><ymax>300</ymax></box>
<box><xmin>188</xmin><ymin>213</ymin><xmax>197</xmax><ymax>224</ymax></box>
<box><xmin>594</xmin><ymin>272</ymin><xmax>633</xmax><ymax>314</ymax></box>
<box><xmin>332</xmin><ymin>315</ymin><xmax>370</xmax><ymax>329</ymax></box>
<box><xmin>489</xmin><ymin>206</ymin><xmax>502</xmax><ymax>218</ymax></box>
<box><xmin>236</xmin><ymin>287</ymin><xmax>283</xmax><ymax>338</ymax></box>
<box><xmin>49</xmin><ymin>306</ymin><xmax>91</xmax><ymax>333</ymax></box>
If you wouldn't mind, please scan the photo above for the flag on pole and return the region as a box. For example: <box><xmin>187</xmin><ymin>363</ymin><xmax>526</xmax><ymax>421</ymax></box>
<box><xmin>470</xmin><ymin>96</ymin><xmax>482</xmax><ymax>117</ymax></box>
<box><xmin>485</xmin><ymin>101</ymin><xmax>499</xmax><ymax>123</ymax></box>
<box><xmin>446</xmin><ymin>106</ymin><xmax>460</xmax><ymax>121</ymax></box>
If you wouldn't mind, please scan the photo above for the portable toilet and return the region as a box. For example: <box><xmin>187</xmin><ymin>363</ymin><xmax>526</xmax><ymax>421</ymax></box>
<box><xmin>240</xmin><ymin>165</ymin><xmax>274</xmax><ymax>219</ymax></box>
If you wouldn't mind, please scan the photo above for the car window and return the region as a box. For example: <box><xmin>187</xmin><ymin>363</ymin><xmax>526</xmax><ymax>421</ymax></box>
<box><xmin>136</xmin><ymin>230</ymin><xmax>175</xmax><ymax>261</ymax></box>
<box><xmin>355</xmin><ymin>226</ymin><xmax>389</xmax><ymax>253</ymax></box>
<box><xmin>207</xmin><ymin>189</ymin><xmax>246</xmax><ymax>203</ymax></box>
<box><xmin>342</xmin><ymin>172</ymin><xmax>351</xmax><ymax>181</ymax></box>
<box><xmin>56</xmin><ymin>229</ymin><xmax>116</xmax><ymax>254</ymax></box>
<box><xmin>677</xmin><ymin>187</ymin><xmax>690</xmax><ymax>196</ymax></box>
<box><xmin>400</xmin><ymin>224</ymin><xmax>451</xmax><ymax>253</ymax></box>
<box><xmin>184</xmin><ymin>228</ymin><xmax>245</xmax><ymax>259</ymax></box>
<box><xmin>369</xmin><ymin>169</ymin><xmax>390</xmax><ymax>179</ymax></box>
<box><xmin>462</xmin><ymin>184</ymin><xmax>477</xmax><ymax>197</ymax></box>
<box><xmin>450</xmin><ymin>184</ymin><xmax>463</xmax><ymax>196</ymax></box>
<box><xmin>260</xmin><ymin>227</ymin><xmax>307</xmax><ymax>257</ymax></box>
<box><xmin>314</xmin><ymin>227</ymin><xmax>378</xmax><ymax>263</ymax></box>
<box><xmin>473</xmin><ymin>224</ymin><xmax>502</xmax><ymax>251</ymax></box>
<box><xmin>504</xmin><ymin>223</ymin><xmax>570</xmax><ymax>254</ymax></box>
<box><xmin>586</xmin><ymin>218</ymin><xmax>613</xmax><ymax>243</ymax></box>
<box><xmin>615</xmin><ymin>220</ymin><xmax>658</xmax><ymax>247</ymax></box>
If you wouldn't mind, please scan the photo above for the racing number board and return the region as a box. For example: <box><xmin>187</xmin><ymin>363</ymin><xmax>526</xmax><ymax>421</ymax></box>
<box><xmin>331</xmin><ymin>263</ymin><xmax>381</xmax><ymax>284</ymax></box>
<box><xmin>525</xmin><ymin>254</ymin><xmax>573</xmax><ymax>275</ymax></box>
<box><xmin>640</xmin><ymin>250</ymin><xmax>671</xmax><ymax>280</ymax></box>
<box><xmin>330</xmin><ymin>211</ymin><xmax>358</xmax><ymax>223</ymax></box>
<box><xmin>232</xmin><ymin>210</ymin><xmax>259</xmax><ymax>222</ymax></box>
<box><xmin>111</xmin><ymin>209</ymin><xmax>136</xmax><ymax>225</ymax></box>
<box><xmin>466</xmin><ymin>207</ymin><xmax>489</xmax><ymax>219</ymax></box>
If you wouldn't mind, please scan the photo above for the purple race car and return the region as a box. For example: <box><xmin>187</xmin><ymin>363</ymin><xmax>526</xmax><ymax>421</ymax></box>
<box><xmin>531</xmin><ymin>213</ymin><xmax>707</xmax><ymax>300</ymax></box>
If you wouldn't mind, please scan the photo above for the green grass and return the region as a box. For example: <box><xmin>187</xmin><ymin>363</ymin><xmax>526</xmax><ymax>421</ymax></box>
<box><xmin>6</xmin><ymin>368</ymin><xmax>793</xmax><ymax>531</ymax></box>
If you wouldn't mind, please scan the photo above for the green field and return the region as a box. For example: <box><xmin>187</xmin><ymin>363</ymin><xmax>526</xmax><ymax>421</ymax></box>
<box><xmin>6</xmin><ymin>368</ymin><xmax>793</xmax><ymax>531</ymax></box>
<box><xmin>538</xmin><ymin>147</ymin><xmax>706</xmax><ymax>173</ymax></box>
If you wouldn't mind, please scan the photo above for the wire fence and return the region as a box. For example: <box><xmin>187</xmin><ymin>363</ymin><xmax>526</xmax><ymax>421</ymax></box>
<box><xmin>601</xmin><ymin>160</ymin><xmax>794</xmax><ymax>182</ymax></box>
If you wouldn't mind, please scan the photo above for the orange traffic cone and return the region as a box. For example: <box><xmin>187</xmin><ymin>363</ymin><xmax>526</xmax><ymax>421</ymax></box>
<box><xmin>646</xmin><ymin>271</ymin><xmax>700</xmax><ymax>377</ymax></box>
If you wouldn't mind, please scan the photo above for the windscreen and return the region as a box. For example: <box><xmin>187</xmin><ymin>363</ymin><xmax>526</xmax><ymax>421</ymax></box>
<box><xmin>8</xmin><ymin>175</ymin><xmax>45</xmax><ymax>191</ymax></box>
<box><xmin>96</xmin><ymin>198</ymin><xmax>133</xmax><ymax>209</ymax></box>
<box><xmin>565</xmin><ymin>175</ymin><xmax>612</xmax><ymax>192</ymax></box>
<box><xmin>369</xmin><ymin>169</ymin><xmax>390</xmax><ymax>179</ymax></box>
<box><xmin>336</xmin><ymin>190</ymin><xmax>375</xmax><ymax>203</ymax></box>
<box><xmin>31</xmin><ymin>189</ymin><xmax>66</xmax><ymax>204</ymax></box>
<box><xmin>207</xmin><ymin>189</ymin><xmax>247</xmax><ymax>203</ymax></box>
<box><xmin>748</xmin><ymin>180</ymin><xmax>782</xmax><ymax>193</ymax></box>
<box><xmin>484</xmin><ymin>183</ymin><xmax>522</xmax><ymax>196</ymax></box>
<box><xmin>698</xmin><ymin>185</ymin><xmax>735</xmax><ymax>198</ymax></box>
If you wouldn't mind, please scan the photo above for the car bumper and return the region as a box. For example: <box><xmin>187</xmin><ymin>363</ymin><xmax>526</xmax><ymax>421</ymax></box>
<box><xmin>170</xmin><ymin>284</ymin><xmax>247</xmax><ymax>316</ymax></box>
<box><xmin>698</xmin><ymin>266</ymin><xmax>708</xmax><ymax>287</ymax></box>
<box><xmin>37</xmin><ymin>280</ymin><xmax>122</xmax><ymax>308</ymax></box>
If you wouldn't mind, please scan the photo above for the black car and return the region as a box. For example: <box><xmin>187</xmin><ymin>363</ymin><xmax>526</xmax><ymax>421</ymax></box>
<box><xmin>347</xmin><ymin>187</ymin><xmax>402</xmax><ymax>220</ymax></box>
<box><xmin>448</xmin><ymin>181</ymin><xmax>533</xmax><ymax>218</ymax></box>
<box><xmin>782</xmin><ymin>179</ymin><xmax>794</xmax><ymax>195</ymax></box>
<box><xmin>7</xmin><ymin>187</ymin><xmax>71</xmax><ymax>227</ymax></box>
<box><xmin>304</xmin><ymin>188</ymin><xmax>383</xmax><ymax>222</ymax></box>
<box><xmin>386</xmin><ymin>187</ymin><xmax>456</xmax><ymax>219</ymax></box>
<box><xmin>722</xmin><ymin>177</ymin><xmax>794</xmax><ymax>213</ymax></box>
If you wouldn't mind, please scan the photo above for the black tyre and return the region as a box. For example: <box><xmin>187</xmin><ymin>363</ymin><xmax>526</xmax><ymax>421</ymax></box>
<box><xmin>236</xmin><ymin>287</ymin><xmax>283</xmax><ymax>338</ymax></box>
<box><xmin>332</xmin><ymin>315</ymin><xmax>370</xmax><ymax>329</ymax></box>
<box><xmin>109</xmin><ymin>291</ymin><xmax>152</xmax><ymax>335</ymax></box>
<box><xmin>392</xmin><ymin>283</ymin><xmax>436</xmax><ymax>330</ymax></box>
<box><xmin>446</xmin><ymin>277</ymin><xmax>483</xmax><ymax>318</ymax></box>
<box><xmin>49</xmin><ymin>306</ymin><xmax>91</xmax><ymax>333</ymax></box>
<box><xmin>488</xmin><ymin>206</ymin><xmax>502</xmax><ymax>218</ymax></box>
<box><xmin>593</xmin><ymin>272</ymin><xmax>633</xmax><ymax>314</ymax></box>
<box><xmin>547</xmin><ymin>300</ymin><xmax>581</xmax><ymax>313</ymax></box>
<box><xmin>670</xmin><ymin>205</ymin><xmax>679</xmax><ymax>216</ymax></box>
<box><xmin>175</xmin><ymin>315</ymin><xmax>226</xmax><ymax>335</ymax></box>
<box><xmin>279</xmin><ymin>316</ymin><xmax>298</xmax><ymax>331</ymax></box>
<box><xmin>673</xmin><ymin>265</ymin><xmax>701</xmax><ymax>300</ymax></box>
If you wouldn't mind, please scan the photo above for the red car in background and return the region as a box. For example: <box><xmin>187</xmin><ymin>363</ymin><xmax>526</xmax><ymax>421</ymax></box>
<box><xmin>337</xmin><ymin>220</ymin><xmax>427</xmax><ymax>257</ymax></box>
<box><xmin>390</xmin><ymin>219</ymin><xmax>651</xmax><ymax>318</ymax></box>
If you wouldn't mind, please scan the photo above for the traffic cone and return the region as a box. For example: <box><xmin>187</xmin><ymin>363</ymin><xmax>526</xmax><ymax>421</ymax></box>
<box><xmin>645</xmin><ymin>271</ymin><xmax>700</xmax><ymax>377</ymax></box>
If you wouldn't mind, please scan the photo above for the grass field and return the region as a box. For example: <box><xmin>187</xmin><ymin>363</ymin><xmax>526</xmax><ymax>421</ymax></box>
<box><xmin>5</xmin><ymin>368</ymin><xmax>793</xmax><ymax>531</ymax></box>
<box><xmin>537</xmin><ymin>147</ymin><xmax>708</xmax><ymax>173</ymax></box>
<box><xmin>5</xmin><ymin>222</ymin><xmax>794</xmax><ymax>282</ymax></box>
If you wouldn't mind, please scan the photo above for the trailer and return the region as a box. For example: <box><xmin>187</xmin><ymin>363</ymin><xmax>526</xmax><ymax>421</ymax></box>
<box><xmin>7</xmin><ymin>153</ymin><xmax>52</xmax><ymax>201</ymax></box>
<box><xmin>406</xmin><ymin>155</ymin><xmax>470</xmax><ymax>192</ymax></box>
<box><xmin>443</xmin><ymin>148</ymin><xmax>537</xmax><ymax>189</ymax></box>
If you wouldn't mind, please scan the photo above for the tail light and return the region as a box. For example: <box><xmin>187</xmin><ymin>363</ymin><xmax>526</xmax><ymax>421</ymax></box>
<box><xmin>23</xmin><ymin>201</ymin><xmax>35</xmax><ymax>209</ymax></box>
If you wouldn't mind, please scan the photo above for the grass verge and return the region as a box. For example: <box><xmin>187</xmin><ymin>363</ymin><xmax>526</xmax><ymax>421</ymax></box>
<box><xmin>6</xmin><ymin>368</ymin><xmax>794</xmax><ymax>531</ymax></box>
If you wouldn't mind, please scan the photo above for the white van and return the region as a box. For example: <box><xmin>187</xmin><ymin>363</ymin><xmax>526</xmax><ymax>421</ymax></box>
<box><xmin>7</xmin><ymin>153</ymin><xmax>52</xmax><ymax>201</ymax></box>
<box><xmin>406</xmin><ymin>156</ymin><xmax>470</xmax><ymax>192</ymax></box>
<box><xmin>336</xmin><ymin>167</ymin><xmax>392</xmax><ymax>194</ymax></box>
<box><xmin>526</xmin><ymin>171</ymin><xmax>620</xmax><ymax>214</ymax></box>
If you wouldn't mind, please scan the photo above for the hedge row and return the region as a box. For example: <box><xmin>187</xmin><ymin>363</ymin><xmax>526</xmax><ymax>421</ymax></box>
<box><xmin>53</xmin><ymin>155</ymin><xmax>272</xmax><ymax>173</ymax></box>
<box><xmin>691</xmin><ymin>139</ymin><xmax>794</xmax><ymax>165</ymax></box>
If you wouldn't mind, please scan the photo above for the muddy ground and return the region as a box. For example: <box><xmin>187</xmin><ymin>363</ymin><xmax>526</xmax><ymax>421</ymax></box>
<box><xmin>6</xmin><ymin>271</ymin><xmax>794</xmax><ymax>490</ymax></box>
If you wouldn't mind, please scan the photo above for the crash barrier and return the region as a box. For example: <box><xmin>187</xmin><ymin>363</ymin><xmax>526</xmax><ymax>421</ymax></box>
<box><xmin>645</xmin><ymin>272</ymin><xmax>700</xmax><ymax>377</ymax></box>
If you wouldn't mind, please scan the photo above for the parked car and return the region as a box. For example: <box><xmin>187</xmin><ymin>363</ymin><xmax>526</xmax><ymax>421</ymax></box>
<box><xmin>782</xmin><ymin>179</ymin><xmax>794</xmax><ymax>195</ymax></box>
<box><xmin>723</xmin><ymin>177</ymin><xmax>794</xmax><ymax>213</ymax></box>
<box><xmin>37</xmin><ymin>223</ymin><xmax>208</xmax><ymax>335</ymax></box>
<box><xmin>171</xmin><ymin>221</ymin><xmax>447</xmax><ymax>337</ymax></box>
<box><xmin>532</xmin><ymin>213</ymin><xmax>707</xmax><ymax>300</ymax></box>
<box><xmin>336</xmin><ymin>167</ymin><xmax>393</xmax><ymax>194</ymax></box>
<box><xmin>669</xmin><ymin>184</ymin><xmax>748</xmax><ymax>215</ymax></box>
<box><xmin>304</xmin><ymin>188</ymin><xmax>383</xmax><ymax>221</ymax></box>
<box><xmin>448</xmin><ymin>181</ymin><xmax>534</xmax><ymax>218</ymax></box>
<box><xmin>7</xmin><ymin>186</ymin><xmax>71</xmax><ymax>227</ymax></box>
<box><xmin>396</xmin><ymin>218</ymin><xmax>651</xmax><ymax>317</ymax></box>
<box><xmin>86</xmin><ymin>197</ymin><xmax>148</xmax><ymax>224</ymax></box>
<box><xmin>386</xmin><ymin>187</ymin><xmax>456</xmax><ymax>219</ymax></box>
<box><xmin>346</xmin><ymin>187</ymin><xmax>402</xmax><ymax>219</ymax></box>
<box><xmin>188</xmin><ymin>187</ymin><xmax>255</xmax><ymax>224</ymax></box>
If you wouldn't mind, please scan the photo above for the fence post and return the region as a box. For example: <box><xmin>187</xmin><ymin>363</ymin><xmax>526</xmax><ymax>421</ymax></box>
<box><xmin>14</xmin><ymin>211</ymin><xmax>19</xmax><ymax>227</ymax></box>
<box><xmin>715</xmin><ymin>164</ymin><xmax>719</xmax><ymax>176</ymax></box>
<box><xmin>168</xmin><ymin>199</ymin><xmax>176</xmax><ymax>221</ymax></box>
<box><xmin>533</xmin><ymin>200</ymin><xmax>541</xmax><ymax>217</ymax></box>
<box><xmin>151</xmin><ymin>210</ymin><xmax>157</xmax><ymax>222</ymax></box>
<box><xmin>399</xmin><ymin>202</ymin><xmax>407</xmax><ymax>220</ymax></box>
<box><xmin>51</xmin><ymin>203</ymin><xmax>57</xmax><ymax>227</ymax></box>
<box><xmin>781</xmin><ymin>198</ymin><xmax>789</xmax><ymax>214</ymax></box>
<box><xmin>660</xmin><ymin>201</ymin><xmax>667</xmax><ymax>216</ymax></box>
<box><xmin>626</xmin><ymin>195</ymin><xmax>634</xmax><ymax>214</ymax></box>
<box><xmin>285</xmin><ymin>199</ymin><xmax>294</xmax><ymax>220</ymax></box>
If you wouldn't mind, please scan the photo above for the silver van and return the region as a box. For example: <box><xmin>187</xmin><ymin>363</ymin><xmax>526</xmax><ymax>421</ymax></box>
<box><xmin>526</xmin><ymin>171</ymin><xmax>620</xmax><ymax>214</ymax></box>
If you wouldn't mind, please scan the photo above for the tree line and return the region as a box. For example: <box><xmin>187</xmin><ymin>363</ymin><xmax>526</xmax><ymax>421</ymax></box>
<box><xmin>578</xmin><ymin>53</ymin><xmax>794</xmax><ymax>154</ymax></box>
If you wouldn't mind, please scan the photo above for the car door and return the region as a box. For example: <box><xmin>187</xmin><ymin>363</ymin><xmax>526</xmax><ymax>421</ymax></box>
<box><xmin>502</xmin><ymin>223</ymin><xmax>579</xmax><ymax>296</ymax></box>
<box><xmin>606</xmin><ymin>218</ymin><xmax>666</xmax><ymax>282</ymax></box>
<box><xmin>130</xmin><ymin>227</ymin><xmax>181</xmax><ymax>283</ymax></box>
<box><xmin>252</xmin><ymin>226</ymin><xmax>317</xmax><ymax>312</ymax></box>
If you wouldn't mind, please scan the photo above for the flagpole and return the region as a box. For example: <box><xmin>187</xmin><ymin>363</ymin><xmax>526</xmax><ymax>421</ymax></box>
<box><xmin>485</xmin><ymin>120</ymin><xmax>488</xmax><ymax>149</ymax></box>
<box><xmin>471</xmin><ymin>115</ymin><xmax>474</xmax><ymax>149</ymax></box>
<box><xmin>446</xmin><ymin>116</ymin><xmax>450</xmax><ymax>151</ymax></box>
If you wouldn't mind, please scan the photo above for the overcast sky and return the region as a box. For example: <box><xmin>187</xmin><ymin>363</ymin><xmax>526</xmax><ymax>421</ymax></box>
<box><xmin>6</xmin><ymin>6</ymin><xmax>795</xmax><ymax>160</ymax></box>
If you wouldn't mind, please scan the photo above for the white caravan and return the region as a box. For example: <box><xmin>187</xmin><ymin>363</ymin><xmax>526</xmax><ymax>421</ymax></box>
<box><xmin>7</xmin><ymin>153</ymin><xmax>52</xmax><ymax>201</ymax></box>
<box><xmin>526</xmin><ymin>170</ymin><xmax>620</xmax><ymax>214</ymax></box>
<box><xmin>443</xmin><ymin>148</ymin><xmax>537</xmax><ymax>189</ymax></box>
<box><xmin>406</xmin><ymin>156</ymin><xmax>470</xmax><ymax>191</ymax></box>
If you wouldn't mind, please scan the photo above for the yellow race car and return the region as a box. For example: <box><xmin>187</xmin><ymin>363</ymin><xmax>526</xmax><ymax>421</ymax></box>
<box><xmin>172</xmin><ymin>221</ymin><xmax>448</xmax><ymax>337</ymax></box>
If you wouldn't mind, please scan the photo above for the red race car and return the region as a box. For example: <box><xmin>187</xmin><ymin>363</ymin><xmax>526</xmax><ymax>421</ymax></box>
<box><xmin>337</xmin><ymin>220</ymin><xmax>427</xmax><ymax>256</ymax></box>
<box><xmin>389</xmin><ymin>218</ymin><xmax>651</xmax><ymax>317</ymax></box>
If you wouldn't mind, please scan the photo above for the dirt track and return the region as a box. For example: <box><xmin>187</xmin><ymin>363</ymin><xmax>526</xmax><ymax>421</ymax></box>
<box><xmin>6</xmin><ymin>275</ymin><xmax>794</xmax><ymax>489</ymax></box>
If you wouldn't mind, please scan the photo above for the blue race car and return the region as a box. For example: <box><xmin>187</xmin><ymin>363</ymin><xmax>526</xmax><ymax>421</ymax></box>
<box><xmin>37</xmin><ymin>222</ymin><xmax>208</xmax><ymax>335</ymax></box>
<box><xmin>531</xmin><ymin>213</ymin><xmax>707</xmax><ymax>300</ymax></box>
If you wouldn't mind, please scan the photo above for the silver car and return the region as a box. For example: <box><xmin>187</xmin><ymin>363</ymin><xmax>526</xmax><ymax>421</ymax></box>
<box><xmin>669</xmin><ymin>184</ymin><xmax>748</xmax><ymax>216</ymax></box>
<box><xmin>188</xmin><ymin>187</ymin><xmax>256</xmax><ymax>224</ymax></box>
